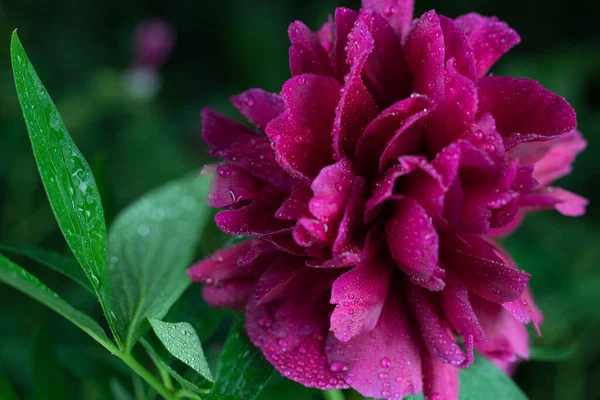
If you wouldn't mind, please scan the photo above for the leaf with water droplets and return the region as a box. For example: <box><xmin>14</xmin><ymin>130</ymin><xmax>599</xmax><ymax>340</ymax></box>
<box><xmin>149</xmin><ymin>319</ymin><xmax>214</xmax><ymax>383</ymax></box>
<box><xmin>0</xmin><ymin>242</ymin><xmax>93</xmax><ymax>293</ymax></box>
<box><xmin>107</xmin><ymin>172</ymin><xmax>212</xmax><ymax>351</ymax></box>
<box><xmin>10</xmin><ymin>32</ymin><xmax>112</xmax><ymax>324</ymax></box>
<box><xmin>212</xmin><ymin>317</ymin><xmax>273</xmax><ymax>399</ymax></box>
<box><xmin>0</xmin><ymin>252</ymin><xmax>113</xmax><ymax>349</ymax></box>
<box><xmin>458</xmin><ymin>353</ymin><xmax>527</xmax><ymax>399</ymax></box>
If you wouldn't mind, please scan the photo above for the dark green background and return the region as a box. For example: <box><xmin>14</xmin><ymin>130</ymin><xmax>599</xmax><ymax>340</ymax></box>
<box><xmin>0</xmin><ymin>0</ymin><xmax>598</xmax><ymax>399</ymax></box>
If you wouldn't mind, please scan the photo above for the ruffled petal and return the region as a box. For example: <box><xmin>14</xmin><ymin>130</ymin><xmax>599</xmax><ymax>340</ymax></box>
<box><xmin>354</xmin><ymin>95</ymin><xmax>434</xmax><ymax>177</ymax></box>
<box><xmin>519</xmin><ymin>187</ymin><xmax>588</xmax><ymax>217</ymax></box>
<box><xmin>275</xmin><ymin>182</ymin><xmax>312</xmax><ymax>220</ymax></box>
<box><xmin>441</xmin><ymin>235</ymin><xmax>530</xmax><ymax>304</ymax></box>
<box><xmin>215</xmin><ymin>199</ymin><xmax>294</xmax><ymax>235</ymax></box>
<box><xmin>477</xmin><ymin>77</ymin><xmax>577</xmax><ymax>148</ymax></box>
<box><xmin>246</xmin><ymin>267</ymin><xmax>348</xmax><ymax>390</ymax></box>
<box><xmin>406</xmin><ymin>283</ymin><xmax>467</xmax><ymax>366</ymax></box>
<box><xmin>230</xmin><ymin>89</ymin><xmax>285</xmax><ymax>131</ymax></box>
<box><xmin>332</xmin><ymin>7</ymin><xmax>359</xmax><ymax>78</ymax></box>
<box><xmin>288</xmin><ymin>21</ymin><xmax>335</xmax><ymax>77</ymax></box>
<box><xmin>455</xmin><ymin>13</ymin><xmax>521</xmax><ymax>77</ymax></box>
<box><xmin>326</xmin><ymin>286</ymin><xmax>423</xmax><ymax>399</ymax></box>
<box><xmin>266</xmin><ymin>74</ymin><xmax>341</xmax><ymax>180</ymax></box>
<box><xmin>204</xmin><ymin>164</ymin><xmax>267</xmax><ymax>208</ymax></box>
<box><xmin>362</xmin><ymin>0</ymin><xmax>414</xmax><ymax>41</ymax></box>
<box><xmin>329</xmin><ymin>227</ymin><xmax>392</xmax><ymax>341</ymax></box>
<box><xmin>422</xmin><ymin>351</ymin><xmax>459</xmax><ymax>400</ymax></box>
<box><xmin>386</xmin><ymin>197</ymin><xmax>444</xmax><ymax>291</ymax></box>
<box><xmin>333</xmin><ymin>14</ymin><xmax>379</xmax><ymax>159</ymax></box>
<box><xmin>202</xmin><ymin>278</ymin><xmax>256</xmax><ymax>309</ymax></box>
<box><xmin>332</xmin><ymin>177</ymin><xmax>368</xmax><ymax>259</ymax></box>
<box><xmin>309</xmin><ymin>158</ymin><xmax>356</xmax><ymax>224</ymax></box>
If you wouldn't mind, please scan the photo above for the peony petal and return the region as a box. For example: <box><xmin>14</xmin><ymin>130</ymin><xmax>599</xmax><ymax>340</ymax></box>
<box><xmin>455</xmin><ymin>13</ymin><xmax>521</xmax><ymax>77</ymax></box>
<box><xmin>361</xmin><ymin>0</ymin><xmax>414</xmax><ymax>42</ymax></box>
<box><xmin>275</xmin><ymin>182</ymin><xmax>312</xmax><ymax>220</ymax></box>
<box><xmin>202</xmin><ymin>109</ymin><xmax>294</xmax><ymax>189</ymax></box>
<box><xmin>215</xmin><ymin>199</ymin><xmax>294</xmax><ymax>235</ymax></box>
<box><xmin>262</xmin><ymin>232</ymin><xmax>307</xmax><ymax>256</ymax></box>
<box><xmin>439</xmin><ymin>16</ymin><xmax>477</xmax><ymax>81</ymax></box>
<box><xmin>204</xmin><ymin>164</ymin><xmax>267</xmax><ymax>208</ymax></box>
<box><xmin>405</xmin><ymin>10</ymin><xmax>446</xmax><ymax>153</ymax></box>
<box><xmin>309</xmin><ymin>158</ymin><xmax>355</xmax><ymax>223</ymax></box>
<box><xmin>293</xmin><ymin>217</ymin><xmax>336</xmax><ymax>247</ymax></box>
<box><xmin>356</xmin><ymin>9</ymin><xmax>412</xmax><ymax>107</ymax></box>
<box><xmin>511</xmin><ymin>130</ymin><xmax>587</xmax><ymax>187</ymax></box>
<box><xmin>252</xmin><ymin>254</ymin><xmax>307</xmax><ymax>305</ymax></box>
<box><xmin>326</xmin><ymin>286</ymin><xmax>423</xmax><ymax>399</ymax></box>
<box><xmin>354</xmin><ymin>95</ymin><xmax>434</xmax><ymax>177</ymax></box>
<box><xmin>288</xmin><ymin>21</ymin><xmax>335</xmax><ymax>77</ymax></box>
<box><xmin>407</xmin><ymin>283</ymin><xmax>467</xmax><ymax>366</ymax></box>
<box><xmin>441</xmin><ymin>235</ymin><xmax>530</xmax><ymax>304</ymax></box>
<box><xmin>422</xmin><ymin>351</ymin><xmax>459</xmax><ymax>400</ymax></box>
<box><xmin>477</xmin><ymin>77</ymin><xmax>577</xmax><ymax>148</ymax></box>
<box><xmin>317</xmin><ymin>18</ymin><xmax>334</xmax><ymax>53</ymax></box>
<box><xmin>465</xmin><ymin>112</ymin><xmax>507</xmax><ymax>169</ymax></box>
<box><xmin>519</xmin><ymin>187</ymin><xmax>588</xmax><ymax>217</ymax></box>
<box><xmin>332</xmin><ymin>7</ymin><xmax>359</xmax><ymax>78</ymax></box>
<box><xmin>444</xmin><ymin>58</ymin><xmax>478</xmax><ymax>144</ymax></box>
<box><xmin>386</xmin><ymin>197</ymin><xmax>444</xmax><ymax>291</ymax></box>
<box><xmin>471</xmin><ymin>295</ymin><xmax>529</xmax><ymax>362</ymax></box>
<box><xmin>202</xmin><ymin>278</ymin><xmax>256</xmax><ymax>309</ymax></box>
<box><xmin>441</xmin><ymin>271</ymin><xmax>487</xmax><ymax>364</ymax></box>
<box><xmin>329</xmin><ymin>227</ymin><xmax>392</xmax><ymax>341</ymax></box>
<box><xmin>246</xmin><ymin>267</ymin><xmax>348</xmax><ymax>390</ymax></box>
<box><xmin>333</xmin><ymin>15</ymin><xmax>379</xmax><ymax>160</ymax></box>
<box><xmin>266</xmin><ymin>74</ymin><xmax>341</xmax><ymax>180</ymax></box>
<box><xmin>332</xmin><ymin>177</ymin><xmax>368</xmax><ymax>259</ymax></box>
<box><xmin>188</xmin><ymin>240</ymin><xmax>259</xmax><ymax>283</ymax></box>
<box><xmin>230</xmin><ymin>89</ymin><xmax>285</xmax><ymax>131</ymax></box>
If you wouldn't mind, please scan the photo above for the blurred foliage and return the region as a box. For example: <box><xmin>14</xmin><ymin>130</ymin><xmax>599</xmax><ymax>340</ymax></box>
<box><xmin>0</xmin><ymin>0</ymin><xmax>598</xmax><ymax>399</ymax></box>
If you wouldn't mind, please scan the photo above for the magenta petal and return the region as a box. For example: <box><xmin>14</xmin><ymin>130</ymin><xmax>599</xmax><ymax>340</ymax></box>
<box><xmin>503</xmin><ymin>290</ymin><xmax>543</xmax><ymax>336</ymax></box>
<box><xmin>293</xmin><ymin>218</ymin><xmax>335</xmax><ymax>247</ymax></box>
<box><xmin>309</xmin><ymin>158</ymin><xmax>355</xmax><ymax>223</ymax></box>
<box><xmin>332</xmin><ymin>15</ymin><xmax>379</xmax><ymax>160</ymax></box>
<box><xmin>330</xmin><ymin>226</ymin><xmax>391</xmax><ymax>341</ymax></box>
<box><xmin>202</xmin><ymin>278</ymin><xmax>256</xmax><ymax>309</ymax></box>
<box><xmin>246</xmin><ymin>268</ymin><xmax>348</xmax><ymax>390</ymax></box>
<box><xmin>512</xmin><ymin>130</ymin><xmax>587</xmax><ymax>187</ymax></box>
<box><xmin>188</xmin><ymin>240</ymin><xmax>257</xmax><ymax>283</ymax></box>
<box><xmin>275</xmin><ymin>182</ymin><xmax>312</xmax><ymax>220</ymax></box>
<box><xmin>326</xmin><ymin>287</ymin><xmax>423</xmax><ymax>399</ymax></box>
<box><xmin>444</xmin><ymin>58</ymin><xmax>478</xmax><ymax>144</ymax></box>
<box><xmin>471</xmin><ymin>295</ymin><xmax>529</xmax><ymax>362</ymax></box>
<box><xmin>202</xmin><ymin>109</ymin><xmax>294</xmax><ymax>189</ymax></box>
<box><xmin>361</xmin><ymin>0</ymin><xmax>414</xmax><ymax>41</ymax></box>
<box><xmin>266</xmin><ymin>74</ymin><xmax>341</xmax><ymax>180</ymax></box>
<box><xmin>466</xmin><ymin>113</ymin><xmax>507</xmax><ymax>169</ymax></box>
<box><xmin>407</xmin><ymin>283</ymin><xmax>467</xmax><ymax>366</ymax></box>
<box><xmin>252</xmin><ymin>254</ymin><xmax>307</xmax><ymax>305</ymax></box>
<box><xmin>455</xmin><ymin>13</ymin><xmax>521</xmax><ymax>77</ymax></box>
<box><xmin>422</xmin><ymin>351</ymin><xmax>459</xmax><ymax>400</ymax></box>
<box><xmin>441</xmin><ymin>271</ymin><xmax>487</xmax><ymax>363</ymax></box>
<box><xmin>405</xmin><ymin>10</ymin><xmax>446</xmax><ymax>153</ymax></box>
<box><xmin>317</xmin><ymin>19</ymin><xmax>334</xmax><ymax>53</ymax></box>
<box><xmin>357</xmin><ymin>9</ymin><xmax>412</xmax><ymax>107</ymax></box>
<box><xmin>332</xmin><ymin>177</ymin><xmax>368</xmax><ymax>259</ymax></box>
<box><xmin>332</xmin><ymin>7</ymin><xmax>359</xmax><ymax>78</ymax></box>
<box><xmin>477</xmin><ymin>76</ymin><xmax>577</xmax><ymax>148</ymax></box>
<box><xmin>439</xmin><ymin>16</ymin><xmax>477</xmax><ymax>81</ymax></box>
<box><xmin>230</xmin><ymin>89</ymin><xmax>285</xmax><ymax>131</ymax></box>
<box><xmin>386</xmin><ymin>197</ymin><xmax>444</xmax><ymax>291</ymax></box>
<box><xmin>354</xmin><ymin>95</ymin><xmax>434</xmax><ymax>176</ymax></box>
<box><xmin>215</xmin><ymin>200</ymin><xmax>293</xmax><ymax>235</ymax></box>
<box><xmin>288</xmin><ymin>21</ymin><xmax>335</xmax><ymax>77</ymax></box>
<box><xmin>205</xmin><ymin>164</ymin><xmax>266</xmax><ymax>208</ymax></box>
<box><xmin>526</xmin><ymin>187</ymin><xmax>588</xmax><ymax>217</ymax></box>
<box><xmin>441</xmin><ymin>235</ymin><xmax>530</xmax><ymax>304</ymax></box>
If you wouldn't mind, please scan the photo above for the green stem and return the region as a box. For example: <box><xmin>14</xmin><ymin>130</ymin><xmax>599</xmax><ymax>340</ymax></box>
<box><xmin>324</xmin><ymin>389</ymin><xmax>345</xmax><ymax>400</ymax></box>
<box><xmin>121</xmin><ymin>352</ymin><xmax>175</xmax><ymax>400</ymax></box>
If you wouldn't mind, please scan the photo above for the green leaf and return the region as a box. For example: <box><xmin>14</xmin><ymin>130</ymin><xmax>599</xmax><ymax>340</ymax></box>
<box><xmin>10</xmin><ymin>32</ymin><xmax>112</xmax><ymax>322</ymax></box>
<box><xmin>0</xmin><ymin>242</ymin><xmax>93</xmax><ymax>293</ymax></box>
<box><xmin>149</xmin><ymin>319</ymin><xmax>214</xmax><ymax>383</ymax></box>
<box><xmin>212</xmin><ymin>318</ymin><xmax>273</xmax><ymax>399</ymax></box>
<box><xmin>107</xmin><ymin>173</ymin><xmax>211</xmax><ymax>351</ymax></box>
<box><xmin>529</xmin><ymin>344</ymin><xmax>576</xmax><ymax>362</ymax></box>
<box><xmin>0</xmin><ymin>368</ymin><xmax>19</xmax><ymax>400</ymax></box>
<box><xmin>459</xmin><ymin>354</ymin><xmax>527</xmax><ymax>400</ymax></box>
<box><xmin>0</xmin><ymin>252</ymin><xmax>114</xmax><ymax>352</ymax></box>
<box><xmin>32</xmin><ymin>328</ymin><xmax>68</xmax><ymax>400</ymax></box>
<box><xmin>141</xmin><ymin>339</ymin><xmax>206</xmax><ymax>393</ymax></box>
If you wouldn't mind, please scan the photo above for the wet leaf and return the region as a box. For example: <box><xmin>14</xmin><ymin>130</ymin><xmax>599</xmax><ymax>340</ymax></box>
<box><xmin>459</xmin><ymin>353</ymin><xmax>527</xmax><ymax>399</ymax></box>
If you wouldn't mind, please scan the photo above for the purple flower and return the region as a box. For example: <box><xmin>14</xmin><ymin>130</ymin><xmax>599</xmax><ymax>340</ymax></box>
<box><xmin>189</xmin><ymin>1</ymin><xmax>586</xmax><ymax>398</ymax></box>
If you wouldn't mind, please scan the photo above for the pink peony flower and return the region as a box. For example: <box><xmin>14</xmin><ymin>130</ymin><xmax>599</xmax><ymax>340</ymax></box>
<box><xmin>189</xmin><ymin>1</ymin><xmax>586</xmax><ymax>398</ymax></box>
